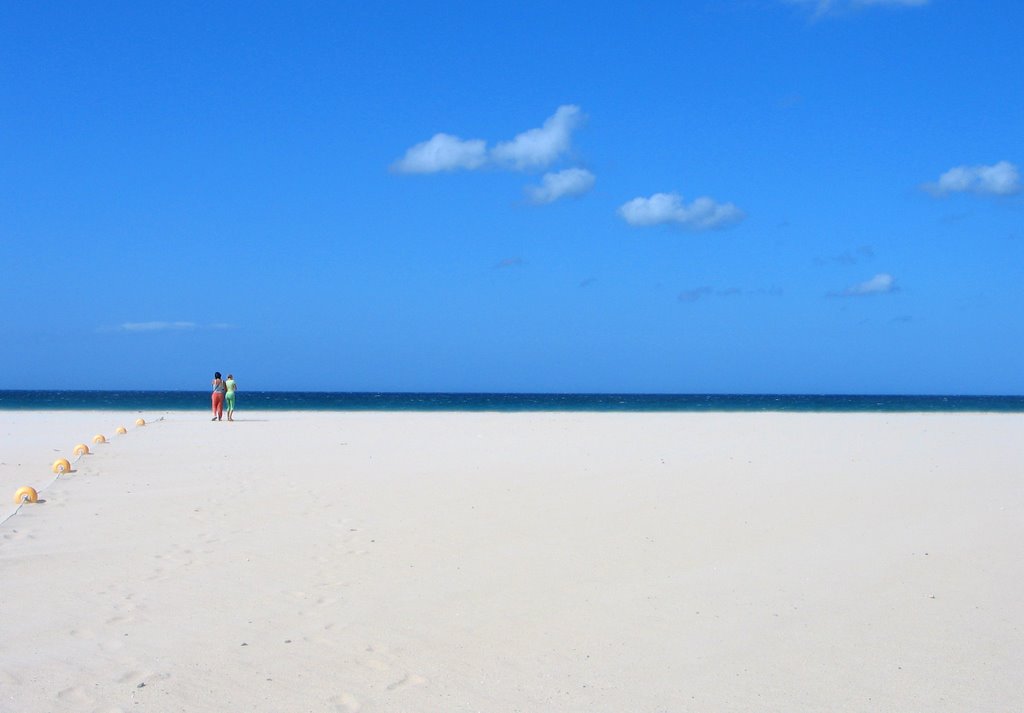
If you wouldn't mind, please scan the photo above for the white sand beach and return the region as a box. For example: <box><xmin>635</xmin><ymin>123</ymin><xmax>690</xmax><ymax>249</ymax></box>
<box><xmin>1</xmin><ymin>410</ymin><xmax>1021</xmax><ymax>712</ymax></box>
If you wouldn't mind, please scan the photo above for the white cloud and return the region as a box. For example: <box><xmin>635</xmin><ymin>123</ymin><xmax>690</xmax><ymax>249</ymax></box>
<box><xmin>391</xmin><ymin>133</ymin><xmax>487</xmax><ymax>174</ymax></box>
<box><xmin>104</xmin><ymin>321</ymin><xmax>234</xmax><ymax>333</ymax></box>
<box><xmin>491</xmin><ymin>105</ymin><xmax>583</xmax><ymax>171</ymax></box>
<box><xmin>925</xmin><ymin>160</ymin><xmax>1021</xmax><ymax>196</ymax></box>
<box><xmin>842</xmin><ymin>273</ymin><xmax>897</xmax><ymax>296</ymax></box>
<box><xmin>679</xmin><ymin>286</ymin><xmax>784</xmax><ymax>302</ymax></box>
<box><xmin>789</xmin><ymin>0</ymin><xmax>928</xmax><ymax>17</ymax></box>
<box><xmin>679</xmin><ymin>286</ymin><xmax>714</xmax><ymax>302</ymax></box>
<box><xmin>815</xmin><ymin>245</ymin><xmax>875</xmax><ymax>266</ymax></box>
<box><xmin>856</xmin><ymin>0</ymin><xmax>928</xmax><ymax>5</ymax></box>
<box><xmin>119</xmin><ymin>321</ymin><xmax>196</xmax><ymax>332</ymax></box>
<box><xmin>618</xmin><ymin>192</ymin><xmax>744</xmax><ymax>230</ymax></box>
<box><xmin>391</xmin><ymin>105</ymin><xmax>585</xmax><ymax>179</ymax></box>
<box><xmin>525</xmin><ymin>168</ymin><xmax>596</xmax><ymax>204</ymax></box>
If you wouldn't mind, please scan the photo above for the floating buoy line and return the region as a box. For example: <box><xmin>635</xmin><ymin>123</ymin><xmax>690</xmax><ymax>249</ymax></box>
<box><xmin>1</xmin><ymin>417</ymin><xmax>164</xmax><ymax>527</ymax></box>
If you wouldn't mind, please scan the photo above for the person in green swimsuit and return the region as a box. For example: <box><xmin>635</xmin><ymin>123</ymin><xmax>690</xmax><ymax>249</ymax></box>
<box><xmin>225</xmin><ymin>374</ymin><xmax>237</xmax><ymax>421</ymax></box>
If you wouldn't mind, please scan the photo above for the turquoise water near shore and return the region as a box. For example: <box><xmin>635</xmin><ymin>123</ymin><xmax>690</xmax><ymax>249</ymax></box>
<box><xmin>1</xmin><ymin>391</ymin><xmax>1022</xmax><ymax>412</ymax></box>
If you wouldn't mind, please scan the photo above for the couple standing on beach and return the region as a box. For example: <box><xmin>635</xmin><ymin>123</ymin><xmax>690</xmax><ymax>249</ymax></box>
<box><xmin>211</xmin><ymin>372</ymin><xmax>237</xmax><ymax>421</ymax></box>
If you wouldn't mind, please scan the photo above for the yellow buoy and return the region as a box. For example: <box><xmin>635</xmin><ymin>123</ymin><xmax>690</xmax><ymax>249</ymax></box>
<box><xmin>135</xmin><ymin>418</ymin><xmax>146</xmax><ymax>427</ymax></box>
<box><xmin>73</xmin><ymin>443</ymin><xmax>90</xmax><ymax>456</ymax></box>
<box><xmin>93</xmin><ymin>434</ymin><xmax>107</xmax><ymax>444</ymax></box>
<box><xmin>52</xmin><ymin>458</ymin><xmax>72</xmax><ymax>474</ymax></box>
<box><xmin>116</xmin><ymin>426</ymin><xmax>127</xmax><ymax>434</ymax></box>
<box><xmin>13</xmin><ymin>486</ymin><xmax>38</xmax><ymax>504</ymax></box>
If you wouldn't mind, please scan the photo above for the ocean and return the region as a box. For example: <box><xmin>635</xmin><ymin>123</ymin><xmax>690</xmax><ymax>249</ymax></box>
<box><xmin>0</xmin><ymin>391</ymin><xmax>1022</xmax><ymax>412</ymax></box>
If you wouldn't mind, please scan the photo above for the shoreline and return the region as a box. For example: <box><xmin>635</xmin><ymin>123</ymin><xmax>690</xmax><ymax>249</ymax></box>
<box><xmin>2</xmin><ymin>410</ymin><xmax>1021</xmax><ymax>711</ymax></box>
<box><xmin>3</xmin><ymin>390</ymin><xmax>1024</xmax><ymax>415</ymax></box>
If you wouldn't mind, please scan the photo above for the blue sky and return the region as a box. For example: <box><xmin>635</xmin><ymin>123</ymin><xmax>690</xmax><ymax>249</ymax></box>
<box><xmin>2</xmin><ymin>0</ymin><xmax>1021</xmax><ymax>393</ymax></box>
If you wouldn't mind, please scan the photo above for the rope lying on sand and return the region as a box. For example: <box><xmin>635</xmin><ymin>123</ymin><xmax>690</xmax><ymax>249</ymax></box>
<box><xmin>0</xmin><ymin>417</ymin><xmax>164</xmax><ymax>528</ymax></box>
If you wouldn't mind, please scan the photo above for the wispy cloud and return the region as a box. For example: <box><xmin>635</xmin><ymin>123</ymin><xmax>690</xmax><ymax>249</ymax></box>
<box><xmin>525</xmin><ymin>168</ymin><xmax>596</xmax><ymax>204</ymax></box>
<box><xmin>491</xmin><ymin>105</ymin><xmax>583</xmax><ymax>171</ymax></box>
<box><xmin>120</xmin><ymin>321</ymin><xmax>197</xmax><ymax>332</ymax></box>
<box><xmin>494</xmin><ymin>257</ymin><xmax>524</xmax><ymax>269</ymax></box>
<box><xmin>856</xmin><ymin>0</ymin><xmax>929</xmax><ymax>5</ymax></box>
<box><xmin>679</xmin><ymin>286</ymin><xmax>784</xmax><ymax>302</ymax></box>
<box><xmin>103</xmin><ymin>321</ymin><xmax>234</xmax><ymax>333</ymax></box>
<box><xmin>815</xmin><ymin>245</ymin><xmax>875</xmax><ymax>266</ymax></box>
<box><xmin>391</xmin><ymin>133</ymin><xmax>487</xmax><ymax>174</ymax></box>
<box><xmin>391</xmin><ymin>105</ymin><xmax>585</xmax><ymax>175</ymax></box>
<box><xmin>619</xmin><ymin>193</ymin><xmax>744</xmax><ymax>230</ymax></box>
<box><xmin>788</xmin><ymin>0</ymin><xmax>929</xmax><ymax>18</ymax></box>
<box><xmin>924</xmin><ymin>160</ymin><xmax>1020</xmax><ymax>196</ymax></box>
<box><xmin>679</xmin><ymin>286</ymin><xmax>714</xmax><ymax>303</ymax></box>
<box><xmin>834</xmin><ymin>273</ymin><xmax>898</xmax><ymax>296</ymax></box>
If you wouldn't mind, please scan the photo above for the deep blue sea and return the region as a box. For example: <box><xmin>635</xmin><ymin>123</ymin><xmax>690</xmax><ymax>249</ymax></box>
<box><xmin>0</xmin><ymin>391</ymin><xmax>1022</xmax><ymax>412</ymax></box>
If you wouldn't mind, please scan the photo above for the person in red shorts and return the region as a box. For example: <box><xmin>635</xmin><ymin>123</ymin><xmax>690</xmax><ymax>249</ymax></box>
<box><xmin>211</xmin><ymin>371</ymin><xmax>226</xmax><ymax>421</ymax></box>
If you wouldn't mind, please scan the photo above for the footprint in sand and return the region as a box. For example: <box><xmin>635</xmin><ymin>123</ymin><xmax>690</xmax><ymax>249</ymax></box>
<box><xmin>56</xmin><ymin>685</ymin><xmax>93</xmax><ymax>705</ymax></box>
<box><xmin>99</xmin><ymin>637</ymin><xmax>126</xmax><ymax>653</ymax></box>
<box><xmin>386</xmin><ymin>673</ymin><xmax>428</xmax><ymax>691</ymax></box>
<box><xmin>1</xmin><ymin>528</ymin><xmax>33</xmax><ymax>543</ymax></box>
<box><xmin>116</xmin><ymin>670</ymin><xmax>143</xmax><ymax>684</ymax></box>
<box><xmin>157</xmin><ymin>545</ymin><xmax>195</xmax><ymax>569</ymax></box>
<box><xmin>360</xmin><ymin>646</ymin><xmax>429</xmax><ymax>692</ymax></box>
<box><xmin>329</xmin><ymin>692</ymin><xmax>362</xmax><ymax>712</ymax></box>
<box><xmin>116</xmin><ymin>669</ymin><xmax>170</xmax><ymax>684</ymax></box>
